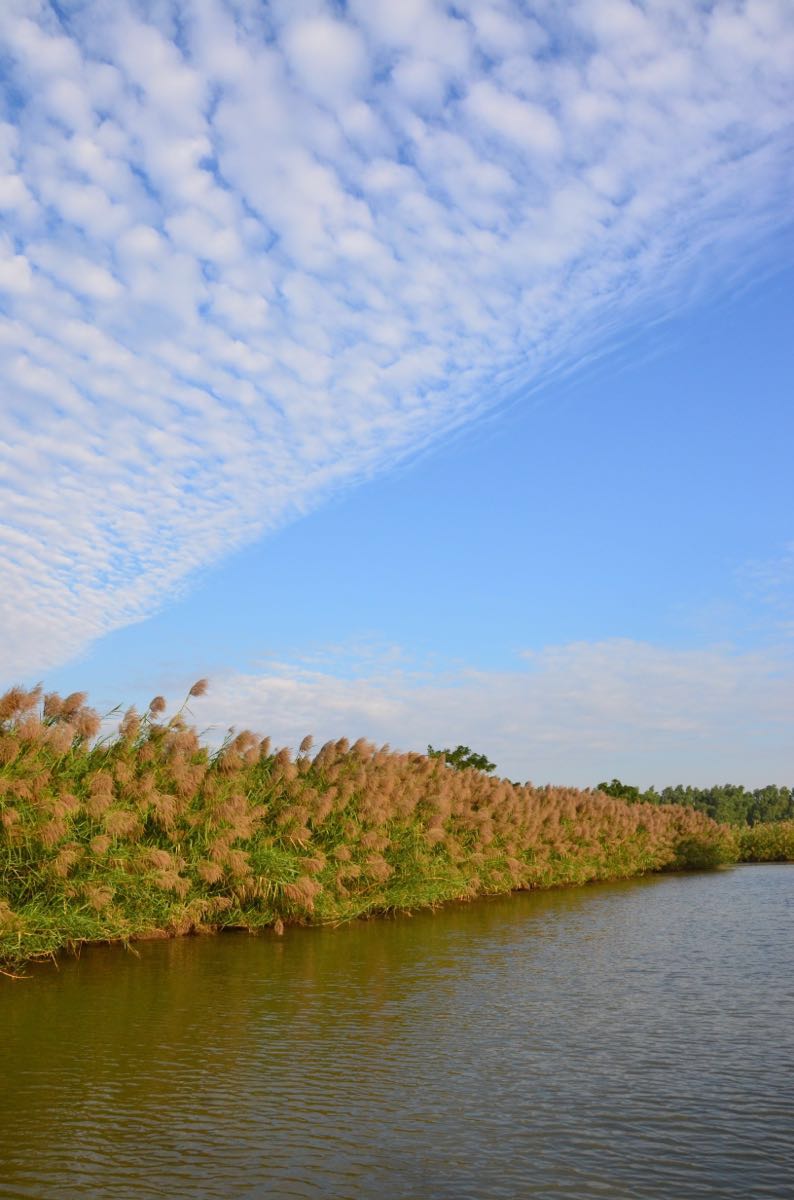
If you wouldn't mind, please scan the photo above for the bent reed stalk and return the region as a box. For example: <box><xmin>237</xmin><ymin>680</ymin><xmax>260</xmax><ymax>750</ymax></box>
<box><xmin>0</xmin><ymin>682</ymin><xmax>781</xmax><ymax>972</ymax></box>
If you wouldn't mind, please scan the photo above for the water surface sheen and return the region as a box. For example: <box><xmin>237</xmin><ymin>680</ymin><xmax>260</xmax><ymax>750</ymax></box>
<box><xmin>2</xmin><ymin>865</ymin><xmax>793</xmax><ymax>1199</ymax></box>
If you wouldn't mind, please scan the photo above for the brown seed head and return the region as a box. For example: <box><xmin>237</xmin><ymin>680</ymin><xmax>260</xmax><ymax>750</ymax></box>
<box><xmin>57</xmin><ymin>791</ymin><xmax>80</xmax><ymax>814</ymax></box>
<box><xmin>42</xmin><ymin>692</ymin><xmax>64</xmax><ymax>721</ymax></box>
<box><xmin>103</xmin><ymin>809</ymin><xmax>141</xmax><ymax>838</ymax></box>
<box><xmin>60</xmin><ymin>691</ymin><xmax>87</xmax><ymax>720</ymax></box>
<box><xmin>76</xmin><ymin>709</ymin><xmax>101</xmax><ymax>740</ymax></box>
<box><xmin>120</xmin><ymin>707</ymin><xmax>140</xmax><ymax>741</ymax></box>
<box><xmin>283</xmin><ymin>875</ymin><xmax>322</xmax><ymax>909</ymax></box>
<box><xmin>89</xmin><ymin>771</ymin><xmax>114</xmax><ymax>796</ymax></box>
<box><xmin>224</xmin><ymin>848</ymin><xmax>250</xmax><ymax>877</ymax></box>
<box><xmin>84</xmin><ymin>884</ymin><xmax>114</xmax><ymax>911</ymax></box>
<box><xmin>45</xmin><ymin>723</ymin><xmax>76</xmax><ymax>755</ymax></box>
<box><xmin>0</xmin><ymin>685</ymin><xmax>42</xmax><ymax>723</ymax></box>
<box><xmin>0</xmin><ymin>736</ymin><xmax>19</xmax><ymax>766</ymax></box>
<box><xmin>52</xmin><ymin>846</ymin><xmax>83</xmax><ymax>878</ymax></box>
<box><xmin>153</xmin><ymin>869</ymin><xmax>190</xmax><ymax>897</ymax></box>
<box><xmin>16</xmin><ymin>716</ymin><xmax>44</xmax><ymax>744</ymax></box>
<box><xmin>197</xmin><ymin>860</ymin><xmax>224</xmax><ymax>884</ymax></box>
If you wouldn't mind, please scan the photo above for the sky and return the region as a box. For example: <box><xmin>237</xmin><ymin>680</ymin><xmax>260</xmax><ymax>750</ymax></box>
<box><xmin>1</xmin><ymin>0</ymin><xmax>793</xmax><ymax>787</ymax></box>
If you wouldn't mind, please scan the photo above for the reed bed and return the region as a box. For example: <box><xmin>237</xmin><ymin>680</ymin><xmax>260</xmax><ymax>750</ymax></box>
<box><xmin>735</xmin><ymin>820</ymin><xmax>794</xmax><ymax>862</ymax></box>
<box><xmin>0</xmin><ymin>683</ymin><xmax>748</xmax><ymax>972</ymax></box>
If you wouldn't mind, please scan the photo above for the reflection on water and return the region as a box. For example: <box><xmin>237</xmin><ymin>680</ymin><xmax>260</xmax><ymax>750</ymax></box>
<box><xmin>2</xmin><ymin>866</ymin><xmax>793</xmax><ymax>1198</ymax></box>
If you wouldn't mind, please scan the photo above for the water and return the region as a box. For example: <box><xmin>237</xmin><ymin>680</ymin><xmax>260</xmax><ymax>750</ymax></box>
<box><xmin>2</xmin><ymin>865</ymin><xmax>793</xmax><ymax>1199</ymax></box>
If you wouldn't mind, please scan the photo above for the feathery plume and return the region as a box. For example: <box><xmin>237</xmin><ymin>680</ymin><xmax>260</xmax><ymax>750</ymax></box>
<box><xmin>60</xmin><ymin>692</ymin><xmax>87</xmax><ymax>720</ymax></box>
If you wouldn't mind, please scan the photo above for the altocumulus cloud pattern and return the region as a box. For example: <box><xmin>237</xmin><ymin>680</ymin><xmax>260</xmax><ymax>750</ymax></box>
<box><xmin>1</xmin><ymin>0</ymin><xmax>792</xmax><ymax>675</ymax></box>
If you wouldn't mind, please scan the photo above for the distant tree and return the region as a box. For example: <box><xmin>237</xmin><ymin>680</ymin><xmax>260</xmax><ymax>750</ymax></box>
<box><xmin>596</xmin><ymin>778</ymin><xmax>642</xmax><ymax>803</ymax></box>
<box><xmin>427</xmin><ymin>744</ymin><xmax>496</xmax><ymax>774</ymax></box>
<box><xmin>596</xmin><ymin>779</ymin><xmax>794</xmax><ymax>825</ymax></box>
<box><xmin>747</xmin><ymin>785</ymin><xmax>794</xmax><ymax>825</ymax></box>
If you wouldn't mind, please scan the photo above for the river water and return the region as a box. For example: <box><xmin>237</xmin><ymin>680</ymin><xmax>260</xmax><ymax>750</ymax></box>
<box><xmin>2</xmin><ymin>865</ymin><xmax>792</xmax><ymax>1199</ymax></box>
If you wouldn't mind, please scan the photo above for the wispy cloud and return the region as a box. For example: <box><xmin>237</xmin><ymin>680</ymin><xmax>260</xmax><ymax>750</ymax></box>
<box><xmin>191</xmin><ymin>637</ymin><xmax>794</xmax><ymax>788</ymax></box>
<box><xmin>738</xmin><ymin>541</ymin><xmax>794</xmax><ymax>638</ymax></box>
<box><xmin>1</xmin><ymin>0</ymin><xmax>792</xmax><ymax>675</ymax></box>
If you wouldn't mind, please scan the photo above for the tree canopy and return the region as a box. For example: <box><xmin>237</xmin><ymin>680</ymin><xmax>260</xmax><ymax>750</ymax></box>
<box><xmin>427</xmin><ymin>744</ymin><xmax>496</xmax><ymax>774</ymax></box>
<box><xmin>596</xmin><ymin>779</ymin><xmax>794</xmax><ymax>825</ymax></box>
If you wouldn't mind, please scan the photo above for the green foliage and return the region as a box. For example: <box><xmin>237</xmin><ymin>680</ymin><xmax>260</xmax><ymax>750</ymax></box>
<box><xmin>672</xmin><ymin>835</ymin><xmax>735</xmax><ymax>870</ymax></box>
<box><xmin>596</xmin><ymin>779</ymin><xmax>643</xmax><ymax>804</ymax></box>
<box><xmin>596</xmin><ymin>779</ymin><xmax>794</xmax><ymax>826</ymax></box>
<box><xmin>0</xmin><ymin>683</ymin><xmax>773</xmax><ymax>974</ymax></box>
<box><xmin>427</xmin><ymin>744</ymin><xmax>496</xmax><ymax>773</ymax></box>
<box><xmin>737</xmin><ymin>820</ymin><xmax>794</xmax><ymax>862</ymax></box>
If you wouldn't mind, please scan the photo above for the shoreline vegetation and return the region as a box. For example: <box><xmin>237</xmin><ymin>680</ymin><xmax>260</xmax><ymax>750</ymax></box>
<box><xmin>1</xmin><ymin>683</ymin><xmax>792</xmax><ymax>974</ymax></box>
<box><xmin>596</xmin><ymin>777</ymin><xmax>794</xmax><ymax>826</ymax></box>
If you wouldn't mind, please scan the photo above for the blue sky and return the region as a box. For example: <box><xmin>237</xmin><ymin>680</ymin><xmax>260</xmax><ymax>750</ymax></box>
<box><xmin>1</xmin><ymin>1</ymin><xmax>793</xmax><ymax>786</ymax></box>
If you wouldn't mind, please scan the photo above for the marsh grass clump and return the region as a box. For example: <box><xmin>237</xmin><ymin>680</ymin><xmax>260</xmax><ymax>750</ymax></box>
<box><xmin>736</xmin><ymin>820</ymin><xmax>794</xmax><ymax>862</ymax></box>
<box><xmin>0</xmin><ymin>680</ymin><xmax>759</xmax><ymax>973</ymax></box>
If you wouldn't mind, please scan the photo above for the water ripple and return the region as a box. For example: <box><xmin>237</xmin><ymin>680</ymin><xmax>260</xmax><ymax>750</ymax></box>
<box><xmin>2</xmin><ymin>865</ymin><xmax>793</xmax><ymax>1198</ymax></box>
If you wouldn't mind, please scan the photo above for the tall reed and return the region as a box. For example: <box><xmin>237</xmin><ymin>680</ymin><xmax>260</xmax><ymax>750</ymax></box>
<box><xmin>0</xmin><ymin>683</ymin><xmax>746</xmax><ymax>971</ymax></box>
<box><xmin>735</xmin><ymin>820</ymin><xmax>794</xmax><ymax>862</ymax></box>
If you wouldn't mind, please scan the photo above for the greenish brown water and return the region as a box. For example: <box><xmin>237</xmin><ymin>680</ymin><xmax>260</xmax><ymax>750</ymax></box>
<box><xmin>2</xmin><ymin>865</ymin><xmax>793</xmax><ymax>1199</ymax></box>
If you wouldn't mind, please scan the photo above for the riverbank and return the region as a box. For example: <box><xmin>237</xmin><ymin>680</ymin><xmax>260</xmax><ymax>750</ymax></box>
<box><xmin>1</xmin><ymin>684</ymin><xmax>787</xmax><ymax>972</ymax></box>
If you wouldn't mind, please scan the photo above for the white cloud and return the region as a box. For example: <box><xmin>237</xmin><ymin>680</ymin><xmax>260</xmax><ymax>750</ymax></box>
<box><xmin>465</xmin><ymin>80</ymin><xmax>561</xmax><ymax>154</ymax></box>
<box><xmin>0</xmin><ymin>243</ymin><xmax>34</xmax><ymax>294</ymax></box>
<box><xmin>0</xmin><ymin>0</ymin><xmax>792</xmax><ymax>677</ymax></box>
<box><xmin>189</xmin><ymin>638</ymin><xmax>794</xmax><ymax>788</ymax></box>
<box><xmin>283</xmin><ymin>15</ymin><xmax>369</xmax><ymax>103</ymax></box>
<box><xmin>738</xmin><ymin>542</ymin><xmax>794</xmax><ymax>636</ymax></box>
<box><xmin>28</xmin><ymin>243</ymin><xmax>122</xmax><ymax>300</ymax></box>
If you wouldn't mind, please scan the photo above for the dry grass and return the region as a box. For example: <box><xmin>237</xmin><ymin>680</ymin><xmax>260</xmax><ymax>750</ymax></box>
<box><xmin>0</xmin><ymin>681</ymin><xmax>754</xmax><ymax>972</ymax></box>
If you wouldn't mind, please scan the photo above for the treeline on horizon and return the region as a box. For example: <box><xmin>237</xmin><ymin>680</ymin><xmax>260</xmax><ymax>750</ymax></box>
<box><xmin>1</xmin><ymin>683</ymin><xmax>791</xmax><ymax>972</ymax></box>
<box><xmin>596</xmin><ymin>779</ymin><xmax>794</xmax><ymax>826</ymax></box>
<box><xmin>428</xmin><ymin>747</ymin><xmax>794</xmax><ymax>826</ymax></box>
